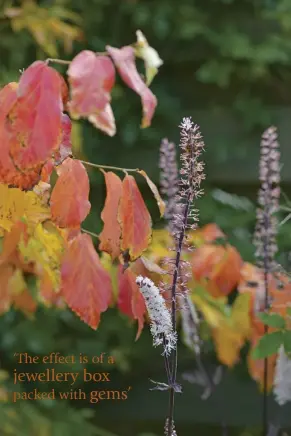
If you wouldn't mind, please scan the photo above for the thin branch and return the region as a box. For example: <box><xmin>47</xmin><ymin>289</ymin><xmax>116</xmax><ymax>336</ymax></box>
<box><xmin>79</xmin><ymin>159</ymin><xmax>139</xmax><ymax>174</ymax></box>
<box><xmin>46</xmin><ymin>58</ymin><xmax>71</xmax><ymax>66</ymax></box>
<box><xmin>81</xmin><ymin>228</ymin><xmax>99</xmax><ymax>239</ymax></box>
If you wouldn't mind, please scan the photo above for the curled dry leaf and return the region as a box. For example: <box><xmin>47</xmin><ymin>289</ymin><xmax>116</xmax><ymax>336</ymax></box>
<box><xmin>8</xmin><ymin>61</ymin><xmax>65</xmax><ymax>169</ymax></box>
<box><xmin>106</xmin><ymin>45</ymin><xmax>157</xmax><ymax>128</ymax></box>
<box><xmin>137</xmin><ymin>169</ymin><xmax>165</xmax><ymax>217</ymax></box>
<box><xmin>50</xmin><ymin>157</ymin><xmax>91</xmax><ymax>228</ymax></box>
<box><xmin>98</xmin><ymin>170</ymin><xmax>122</xmax><ymax>260</ymax></box>
<box><xmin>118</xmin><ymin>174</ymin><xmax>152</xmax><ymax>261</ymax></box>
<box><xmin>61</xmin><ymin>233</ymin><xmax>112</xmax><ymax>329</ymax></box>
<box><xmin>68</xmin><ymin>50</ymin><xmax>116</xmax><ymax>136</ymax></box>
<box><xmin>117</xmin><ymin>265</ymin><xmax>146</xmax><ymax>339</ymax></box>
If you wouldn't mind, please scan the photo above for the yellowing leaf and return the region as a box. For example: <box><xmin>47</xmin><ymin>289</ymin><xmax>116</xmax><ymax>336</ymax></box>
<box><xmin>5</xmin><ymin>1</ymin><xmax>83</xmax><ymax>57</ymax></box>
<box><xmin>211</xmin><ymin>293</ymin><xmax>252</xmax><ymax>367</ymax></box>
<box><xmin>134</xmin><ymin>30</ymin><xmax>163</xmax><ymax>85</ymax></box>
<box><xmin>19</xmin><ymin>222</ymin><xmax>64</xmax><ymax>291</ymax></box>
<box><xmin>0</xmin><ymin>184</ymin><xmax>50</xmax><ymax>236</ymax></box>
<box><xmin>137</xmin><ymin>169</ymin><xmax>165</xmax><ymax>217</ymax></box>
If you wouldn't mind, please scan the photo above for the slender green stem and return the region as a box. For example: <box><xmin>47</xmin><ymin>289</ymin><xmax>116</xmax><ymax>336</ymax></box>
<box><xmin>81</xmin><ymin>228</ymin><xmax>99</xmax><ymax>239</ymax></box>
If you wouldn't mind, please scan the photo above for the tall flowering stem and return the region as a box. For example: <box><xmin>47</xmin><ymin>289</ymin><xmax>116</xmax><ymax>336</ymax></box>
<box><xmin>166</xmin><ymin>118</ymin><xmax>205</xmax><ymax>435</ymax></box>
<box><xmin>253</xmin><ymin>126</ymin><xmax>280</xmax><ymax>435</ymax></box>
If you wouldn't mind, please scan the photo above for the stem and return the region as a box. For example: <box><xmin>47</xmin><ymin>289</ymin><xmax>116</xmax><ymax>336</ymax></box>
<box><xmin>81</xmin><ymin>228</ymin><xmax>99</xmax><ymax>239</ymax></box>
<box><xmin>163</xmin><ymin>336</ymin><xmax>172</xmax><ymax>384</ymax></box>
<box><xmin>262</xmin><ymin>204</ymin><xmax>271</xmax><ymax>436</ymax></box>
<box><xmin>46</xmin><ymin>58</ymin><xmax>71</xmax><ymax>65</ymax></box>
<box><xmin>79</xmin><ymin>159</ymin><xmax>139</xmax><ymax>173</ymax></box>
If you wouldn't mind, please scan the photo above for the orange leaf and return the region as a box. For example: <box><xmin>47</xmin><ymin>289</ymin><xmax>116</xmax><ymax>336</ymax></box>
<box><xmin>117</xmin><ymin>265</ymin><xmax>146</xmax><ymax>339</ymax></box>
<box><xmin>137</xmin><ymin>169</ymin><xmax>165</xmax><ymax>217</ymax></box>
<box><xmin>189</xmin><ymin>223</ymin><xmax>226</xmax><ymax>247</ymax></box>
<box><xmin>106</xmin><ymin>45</ymin><xmax>157</xmax><ymax>128</ymax></box>
<box><xmin>68</xmin><ymin>51</ymin><xmax>116</xmax><ymax>135</ymax></box>
<box><xmin>118</xmin><ymin>174</ymin><xmax>152</xmax><ymax>261</ymax></box>
<box><xmin>50</xmin><ymin>158</ymin><xmax>91</xmax><ymax>228</ymax></box>
<box><xmin>99</xmin><ymin>170</ymin><xmax>122</xmax><ymax>260</ymax></box>
<box><xmin>191</xmin><ymin>243</ymin><xmax>242</xmax><ymax>297</ymax></box>
<box><xmin>61</xmin><ymin>233</ymin><xmax>112</xmax><ymax>329</ymax></box>
<box><xmin>9</xmin><ymin>61</ymin><xmax>65</xmax><ymax>169</ymax></box>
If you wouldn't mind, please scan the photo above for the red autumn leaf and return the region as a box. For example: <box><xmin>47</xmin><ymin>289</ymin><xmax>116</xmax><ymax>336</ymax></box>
<box><xmin>50</xmin><ymin>157</ymin><xmax>91</xmax><ymax>228</ymax></box>
<box><xmin>68</xmin><ymin>51</ymin><xmax>116</xmax><ymax>134</ymax></box>
<box><xmin>99</xmin><ymin>170</ymin><xmax>123</xmax><ymax>260</ymax></box>
<box><xmin>191</xmin><ymin>243</ymin><xmax>242</xmax><ymax>297</ymax></box>
<box><xmin>0</xmin><ymin>83</ymin><xmax>42</xmax><ymax>189</ymax></box>
<box><xmin>117</xmin><ymin>265</ymin><xmax>146</xmax><ymax>339</ymax></box>
<box><xmin>118</xmin><ymin>174</ymin><xmax>152</xmax><ymax>261</ymax></box>
<box><xmin>8</xmin><ymin>61</ymin><xmax>65</xmax><ymax>169</ymax></box>
<box><xmin>106</xmin><ymin>45</ymin><xmax>157</xmax><ymax>128</ymax></box>
<box><xmin>61</xmin><ymin>233</ymin><xmax>112</xmax><ymax>329</ymax></box>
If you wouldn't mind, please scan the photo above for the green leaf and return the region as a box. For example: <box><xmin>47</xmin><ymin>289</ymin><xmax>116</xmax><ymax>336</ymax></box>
<box><xmin>283</xmin><ymin>330</ymin><xmax>291</xmax><ymax>353</ymax></box>
<box><xmin>252</xmin><ymin>331</ymin><xmax>284</xmax><ymax>359</ymax></box>
<box><xmin>287</xmin><ymin>307</ymin><xmax>291</xmax><ymax>317</ymax></box>
<box><xmin>256</xmin><ymin>312</ymin><xmax>286</xmax><ymax>329</ymax></box>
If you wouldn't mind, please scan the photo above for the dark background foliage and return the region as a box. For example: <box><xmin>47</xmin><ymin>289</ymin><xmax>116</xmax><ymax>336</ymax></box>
<box><xmin>1</xmin><ymin>0</ymin><xmax>291</xmax><ymax>434</ymax></box>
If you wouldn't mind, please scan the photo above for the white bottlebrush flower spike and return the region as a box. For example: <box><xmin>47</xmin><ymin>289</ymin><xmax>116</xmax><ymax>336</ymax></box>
<box><xmin>135</xmin><ymin>30</ymin><xmax>163</xmax><ymax>85</ymax></box>
<box><xmin>136</xmin><ymin>275</ymin><xmax>177</xmax><ymax>356</ymax></box>
<box><xmin>273</xmin><ymin>345</ymin><xmax>291</xmax><ymax>406</ymax></box>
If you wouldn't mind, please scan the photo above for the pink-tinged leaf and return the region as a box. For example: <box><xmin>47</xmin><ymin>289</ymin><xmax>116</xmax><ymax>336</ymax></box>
<box><xmin>88</xmin><ymin>103</ymin><xmax>116</xmax><ymax>136</ymax></box>
<box><xmin>54</xmin><ymin>113</ymin><xmax>73</xmax><ymax>165</ymax></box>
<box><xmin>61</xmin><ymin>233</ymin><xmax>112</xmax><ymax>329</ymax></box>
<box><xmin>106</xmin><ymin>45</ymin><xmax>157</xmax><ymax>128</ymax></box>
<box><xmin>99</xmin><ymin>170</ymin><xmax>122</xmax><ymax>260</ymax></box>
<box><xmin>9</xmin><ymin>61</ymin><xmax>65</xmax><ymax>168</ymax></box>
<box><xmin>68</xmin><ymin>50</ymin><xmax>116</xmax><ymax>132</ymax></box>
<box><xmin>118</xmin><ymin>174</ymin><xmax>152</xmax><ymax>261</ymax></box>
<box><xmin>0</xmin><ymin>82</ymin><xmax>43</xmax><ymax>189</ymax></box>
<box><xmin>117</xmin><ymin>265</ymin><xmax>146</xmax><ymax>339</ymax></box>
<box><xmin>50</xmin><ymin>158</ymin><xmax>91</xmax><ymax>228</ymax></box>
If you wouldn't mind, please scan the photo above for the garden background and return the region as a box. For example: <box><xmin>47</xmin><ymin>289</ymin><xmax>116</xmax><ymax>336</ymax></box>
<box><xmin>1</xmin><ymin>0</ymin><xmax>291</xmax><ymax>435</ymax></box>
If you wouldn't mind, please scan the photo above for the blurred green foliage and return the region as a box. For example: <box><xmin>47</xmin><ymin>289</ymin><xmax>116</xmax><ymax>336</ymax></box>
<box><xmin>2</xmin><ymin>0</ymin><xmax>291</xmax><ymax>434</ymax></box>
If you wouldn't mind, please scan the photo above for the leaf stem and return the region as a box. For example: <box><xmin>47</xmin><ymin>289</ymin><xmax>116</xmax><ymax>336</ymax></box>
<box><xmin>79</xmin><ymin>159</ymin><xmax>140</xmax><ymax>173</ymax></box>
<box><xmin>46</xmin><ymin>58</ymin><xmax>71</xmax><ymax>65</ymax></box>
<box><xmin>81</xmin><ymin>228</ymin><xmax>99</xmax><ymax>239</ymax></box>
